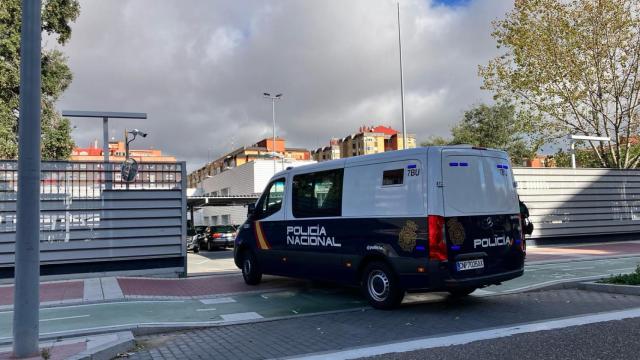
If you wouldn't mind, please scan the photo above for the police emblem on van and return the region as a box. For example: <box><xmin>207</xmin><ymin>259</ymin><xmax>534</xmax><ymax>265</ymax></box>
<box><xmin>398</xmin><ymin>220</ymin><xmax>418</xmax><ymax>251</ymax></box>
<box><xmin>447</xmin><ymin>218</ymin><xmax>465</xmax><ymax>246</ymax></box>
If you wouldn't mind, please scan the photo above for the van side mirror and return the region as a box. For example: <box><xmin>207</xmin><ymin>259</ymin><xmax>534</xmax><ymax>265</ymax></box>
<box><xmin>247</xmin><ymin>203</ymin><xmax>256</xmax><ymax>217</ymax></box>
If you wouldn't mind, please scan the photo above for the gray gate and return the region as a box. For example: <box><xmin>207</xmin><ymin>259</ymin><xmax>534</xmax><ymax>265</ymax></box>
<box><xmin>0</xmin><ymin>161</ymin><xmax>187</xmax><ymax>278</ymax></box>
<box><xmin>514</xmin><ymin>167</ymin><xmax>640</xmax><ymax>239</ymax></box>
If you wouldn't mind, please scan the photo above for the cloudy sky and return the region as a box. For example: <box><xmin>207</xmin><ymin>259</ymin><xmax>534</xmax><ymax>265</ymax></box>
<box><xmin>53</xmin><ymin>0</ymin><xmax>514</xmax><ymax>172</ymax></box>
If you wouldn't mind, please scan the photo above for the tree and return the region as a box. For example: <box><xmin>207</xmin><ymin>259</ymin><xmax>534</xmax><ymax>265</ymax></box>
<box><xmin>0</xmin><ymin>0</ymin><xmax>80</xmax><ymax>160</ymax></box>
<box><xmin>421</xmin><ymin>102</ymin><xmax>542</xmax><ymax>165</ymax></box>
<box><xmin>551</xmin><ymin>145</ymin><xmax>603</xmax><ymax>168</ymax></box>
<box><xmin>480</xmin><ymin>0</ymin><xmax>640</xmax><ymax>168</ymax></box>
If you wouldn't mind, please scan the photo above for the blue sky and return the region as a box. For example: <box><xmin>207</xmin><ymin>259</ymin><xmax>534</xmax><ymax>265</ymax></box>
<box><xmin>433</xmin><ymin>0</ymin><xmax>470</xmax><ymax>7</ymax></box>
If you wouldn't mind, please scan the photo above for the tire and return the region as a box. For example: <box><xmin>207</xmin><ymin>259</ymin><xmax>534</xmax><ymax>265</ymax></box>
<box><xmin>193</xmin><ymin>246</ymin><xmax>199</xmax><ymax>254</ymax></box>
<box><xmin>206</xmin><ymin>240</ymin><xmax>217</xmax><ymax>251</ymax></box>
<box><xmin>241</xmin><ymin>250</ymin><xmax>262</xmax><ymax>285</ymax></box>
<box><xmin>361</xmin><ymin>261</ymin><xmax>404</xmax><ymax>310</ymax></box>
<box><xmin>448</xmin><ymin>287</ymin><xmax>477</xmax><ymax>297</ymax></box>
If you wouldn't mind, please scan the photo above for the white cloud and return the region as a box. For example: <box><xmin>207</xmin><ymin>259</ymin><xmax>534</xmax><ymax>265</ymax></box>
<box><xmin>55</xmin><ymin>0</ymin><xmax>514</xmax><ymax>171</ymax></box>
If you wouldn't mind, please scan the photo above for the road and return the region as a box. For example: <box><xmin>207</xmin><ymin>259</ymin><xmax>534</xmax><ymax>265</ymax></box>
<box><xmin>127</xmin><ymin>288</ymin><xmax>640</xmax><ymax>360</ymax></box>
<box><xmin>1</xmin><ymin>254</ymin><xmax>638</xmax><ymax>342</ymax></box>
<box><xmin>363</xmin><ymin>317</ymin><xmax>640</xmax><ymax>360</ymax></box>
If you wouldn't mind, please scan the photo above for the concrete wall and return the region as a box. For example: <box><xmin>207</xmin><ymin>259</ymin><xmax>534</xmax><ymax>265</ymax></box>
<box><xmin>513</xmin><ymin>167</ymin><xmax>640</xmax><ymax>239</ymax></box>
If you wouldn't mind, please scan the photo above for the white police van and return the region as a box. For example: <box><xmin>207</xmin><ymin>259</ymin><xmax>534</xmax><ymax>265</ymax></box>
<box><xmin>234</xmin><ymin>146</ymin><xmax>525</xmax><ymax>309</ymax></box>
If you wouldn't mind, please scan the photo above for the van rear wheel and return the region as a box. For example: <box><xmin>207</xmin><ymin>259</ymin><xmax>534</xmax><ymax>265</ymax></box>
<box><xmin>361</xmin><ymin>262</ymin><xmax>404</xmax><ymax>310</ymax></box>
<box><xmin>241</xmin><ymin>250</ymin><xmax>262</xmax><ymax>285</ymax></box>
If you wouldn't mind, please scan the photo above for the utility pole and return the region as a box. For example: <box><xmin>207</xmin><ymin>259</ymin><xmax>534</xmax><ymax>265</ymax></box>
<box><xmin>263</xmin><ymin>93</ymin><xmax>283</xmax><ymax>174</ymax></box>
<box><xmin>397</xmin><ymin>1</ymin><xmax>407</xmax><ymax>150</ymax></box>
<box><xmin>13</xmin><ymin>0</ymin><xmax>42</xmax><ymax>356</ymax></box>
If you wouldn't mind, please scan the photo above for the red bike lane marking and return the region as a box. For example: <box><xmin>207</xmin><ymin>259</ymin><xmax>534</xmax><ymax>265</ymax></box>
<box><xmin>0</xmin><ymin>281</ymin><xmax>84</xmax><ymax>306</ymax></box>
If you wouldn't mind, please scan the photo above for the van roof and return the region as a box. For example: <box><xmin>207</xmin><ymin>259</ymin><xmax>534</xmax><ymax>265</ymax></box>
<box><xmin>272</xmin><ymin>145</ymin><xmax>509</xmax><ymax>178</ymax></box>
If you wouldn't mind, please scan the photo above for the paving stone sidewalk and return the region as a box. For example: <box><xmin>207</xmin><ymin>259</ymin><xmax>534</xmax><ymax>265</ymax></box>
<box><xmin>128</xmin><ymin>288</ymin><xmax>640</xmax><ymax>360</ymax></box>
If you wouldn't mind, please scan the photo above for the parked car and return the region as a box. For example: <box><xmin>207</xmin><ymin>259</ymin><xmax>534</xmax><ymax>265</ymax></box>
<box><xmin>186</xmin><ymin>228</ymin><xmax>200</xmax><ymax>253</ymax></box>
<box><xmin>201</xmin><ymin>225</ymin><xmax>237</xmax><ymax>251</ymax></box>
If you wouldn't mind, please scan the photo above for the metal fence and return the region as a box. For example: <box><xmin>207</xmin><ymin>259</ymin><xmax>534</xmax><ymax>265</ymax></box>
<box><xmin>0</xmin><ymin>161</ymin><xmax>187</xmax><ymax>278</ymax></box>
<box><xmin>513</xmin><ymin>167</ymin><xmax>640</xmax><ymax>239</ymax></box>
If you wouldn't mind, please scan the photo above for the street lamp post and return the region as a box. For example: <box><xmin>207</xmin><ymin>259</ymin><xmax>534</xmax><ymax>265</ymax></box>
<box><xmin>263</xmin><ymin>93</ymin><xmax>283</xmax><ymax>174</ymax></box>
<box><xmin>397</xmin><ymin>1</ymin><xmax>407</xmax><ymax>150</ymax></box>
<box><xmin>567</xmin><ymin>135</ymin><xmax>613</xmax><ymax>169</ymax></box>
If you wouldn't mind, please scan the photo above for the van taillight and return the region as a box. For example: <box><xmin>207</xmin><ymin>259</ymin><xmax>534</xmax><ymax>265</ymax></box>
<box><xmin>428</xmin><ymin>215</ymin><xmax>448</xmax><ymax>261</ymax></box>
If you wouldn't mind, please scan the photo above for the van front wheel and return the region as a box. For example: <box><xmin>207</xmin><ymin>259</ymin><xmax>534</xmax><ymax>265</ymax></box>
<box><xmin>362</xmin><ymin>262</ymin><xmax>404</xmax><ymax>310</ymax></box>
<box><xmin>241</xmin><ymin>250</ymin><xmax>262</xmax><ymax>285</ymax></box>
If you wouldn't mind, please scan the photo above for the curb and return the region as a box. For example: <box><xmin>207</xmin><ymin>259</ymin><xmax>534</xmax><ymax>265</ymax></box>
<box><xmin>577</xmin><ymin>282</ymin><xmax>640</xmax><ymax>296</ymax></box>
<box><xmin>67</xmin><ymin>331</ymin><xmax>134</xmax><ymax>360</ymax></box>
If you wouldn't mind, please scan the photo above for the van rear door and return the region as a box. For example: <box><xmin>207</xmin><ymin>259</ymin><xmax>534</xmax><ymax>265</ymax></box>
<box><xmin>440</xmin><ymin>148</ymin><xmax>523</xmax><ymax>278</ymax></box>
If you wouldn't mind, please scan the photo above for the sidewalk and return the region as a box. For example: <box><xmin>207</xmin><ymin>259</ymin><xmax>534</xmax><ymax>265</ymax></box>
<box><xmin>525</xmin><ymin>240</ymin><xmax>640</xmax><ymax>263</ymax></box>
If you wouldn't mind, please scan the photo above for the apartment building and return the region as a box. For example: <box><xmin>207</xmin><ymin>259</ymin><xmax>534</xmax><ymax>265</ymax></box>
<box><xmin>311</xmin><ymin>125</ymin><xmax>416</xmax><ymax>162</ymax></box>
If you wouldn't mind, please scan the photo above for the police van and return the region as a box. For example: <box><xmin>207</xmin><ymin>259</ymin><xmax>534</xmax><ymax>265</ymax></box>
<box><xmin>233</xmin><ymin>146</ymin><xmax>525</xmax><ymax>309</ymax></box>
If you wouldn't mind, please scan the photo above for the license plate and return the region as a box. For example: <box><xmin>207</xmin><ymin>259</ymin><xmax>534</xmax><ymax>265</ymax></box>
<box><xmin>456</xmin><ymin>259</ymin><xmax>484</xmax><ymax>271</ymax></box>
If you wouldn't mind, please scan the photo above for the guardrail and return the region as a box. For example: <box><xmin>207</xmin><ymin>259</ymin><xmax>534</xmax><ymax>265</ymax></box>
<box><xmin>0</xmin><ymin>161</ymin><xmax>187</xmax><ymax>278</ymax></box>
<box><xmin>513</xmin><ymin>167</ymin><xmax>640</xmax><ymax>239</ymax></box>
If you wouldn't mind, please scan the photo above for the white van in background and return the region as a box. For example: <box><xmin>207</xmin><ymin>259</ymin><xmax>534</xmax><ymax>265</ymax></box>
<box><xmin>234</xmin><ymin>146</ymin><xmax>525</xmax><ymax>309</ymax></box>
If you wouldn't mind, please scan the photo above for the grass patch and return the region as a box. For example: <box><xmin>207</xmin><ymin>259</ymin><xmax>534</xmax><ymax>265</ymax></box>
<box><xmin>600</xmin><ymin>265</ymin><xmax>640</xmax><ymax>285</ymax></box>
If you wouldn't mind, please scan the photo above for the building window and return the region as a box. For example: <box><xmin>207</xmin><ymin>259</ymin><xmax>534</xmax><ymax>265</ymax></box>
<box><xmin>382</xmin><ymin>169</ymin><xmax>404</xmax><ymax>186</ymax></box>
<box><xmin>204</xmin><ymin>216</ymin><xmax>210</xmax><ymax>225</ymax></box>
<box><xmin>221</xmin><ymin>215</ymin><xmax>230</xmax><ymax>225</ymax></box>
<box><xmin>292</xmin><ymin>169</ymin><xmax>343</xmax><ymax>218</ymax></box>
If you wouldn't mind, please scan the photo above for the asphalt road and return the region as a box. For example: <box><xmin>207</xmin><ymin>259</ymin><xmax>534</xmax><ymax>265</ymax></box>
<box><xmin>364</xmin><ymin>317</ymin><xmax>640</xmax><ymax>360</ymax></box>
<box><xmin>2</xmin><ymin>255</ymin><xmax>638</xmax><ymax>342</ymax></box>
<box><xmin>187</xmin><ymin>248</ymin><xmax>237</xmax><ymax>275</ymax></box>
<box><xmin>128</xmin><ymin>288</ymin><xmax>640</xmax><ymax>360</ymax></box>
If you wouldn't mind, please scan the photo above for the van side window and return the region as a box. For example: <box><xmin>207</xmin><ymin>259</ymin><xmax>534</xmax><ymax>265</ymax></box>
<box><xmin>293</xmin><ymin>169</ymin><xmax>343</xmax><ymax>218</ymax></box>
<box><xmin>255</xmin><ymin>178</ymin><xmax>285</xmax><ymax>219</ymax></box>
<box><xmin>382</xmin><ymin>169</ymin><xmax>404</xmax><ymax>186</ymax></box>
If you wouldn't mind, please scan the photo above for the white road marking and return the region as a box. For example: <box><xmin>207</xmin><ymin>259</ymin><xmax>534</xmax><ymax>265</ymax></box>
<box><xmin>607</xmin><ymin>268</ymin><xmax>636</xmax><ymax>273</ymax></box>
<box><xmin>40</xmin><ymin>315</ymin><xmax>90</xmax><ymax>322</ymax></box>
<box><xmin>200</xmin><ymin>297</ymin><xmax>236</xmax><ymax>305</ymax></box>
<box><xmin>261</xmin><ymin>294</ymin><xmax>270</xmax><ymax>299</ymax></box>
<box><xmin>196</xmin><ymin>308</ymin><xmax>217</xmax><ymax>312</ymax></box>
<box><xmin>195</xmin><ymin>259</ymin><xmax>210</xmax><ymax>265</ymax></box>
<box><xmin>220</xmin><ymin>312</ymin><xmax>263</xmax><ymax>322</ymax></box>
<box><xmin>291</xmin><ymin>307</ymin><xmax>640</xmax><ymax>360</ymax></box>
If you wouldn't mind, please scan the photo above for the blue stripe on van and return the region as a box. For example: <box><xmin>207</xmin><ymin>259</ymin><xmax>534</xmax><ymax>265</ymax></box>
<box><xmin>459</xmin><ymin>162</ymin><xmax>469</xmax><ymax>167</ymax></box>
<box><xmin>497</xmin><ymin>164</ymin><xmax>503</xmax><ymax>169</ymax></box>
<box><xmin>407</xmin><ymin>164</ymin><xmax>417</xmax><ymax>169</ymax></box>
<box><xmin>449</xmin><ymin>162</ymin><xmax>459</xmax><ymax>167</ymax></box>
<box><xmin>415</xmin><ymin>245</ymin><xmax>425</xmax><ymax>251</ymax></box>
<box><xmin>503</xmin><ymin>165</ymin><xmax>509</xmax><ymax>169</ymax></box>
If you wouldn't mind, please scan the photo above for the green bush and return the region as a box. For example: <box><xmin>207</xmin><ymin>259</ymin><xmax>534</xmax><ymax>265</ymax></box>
<box><xmin>601</xmin><ymin>265</ymin><xmax>640</xmax><ymax>285</ymax></box>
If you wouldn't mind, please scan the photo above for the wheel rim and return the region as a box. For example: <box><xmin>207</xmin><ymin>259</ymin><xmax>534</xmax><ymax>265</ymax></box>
<box><xmin>367</xmin><ymin>270</ymin><xmax>390</xmax><ymax>302</ymax></box>
<box><xmin>243</xmin><ymin>258</ymin><xmax>252</xmax><ymax>277</ymax></box>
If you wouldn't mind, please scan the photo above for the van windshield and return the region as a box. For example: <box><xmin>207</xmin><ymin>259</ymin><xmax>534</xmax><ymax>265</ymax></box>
<box><xmin>442</xmin><ymin>151</ymin><xmax>518</xmax><ymax>216</ymax></box>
